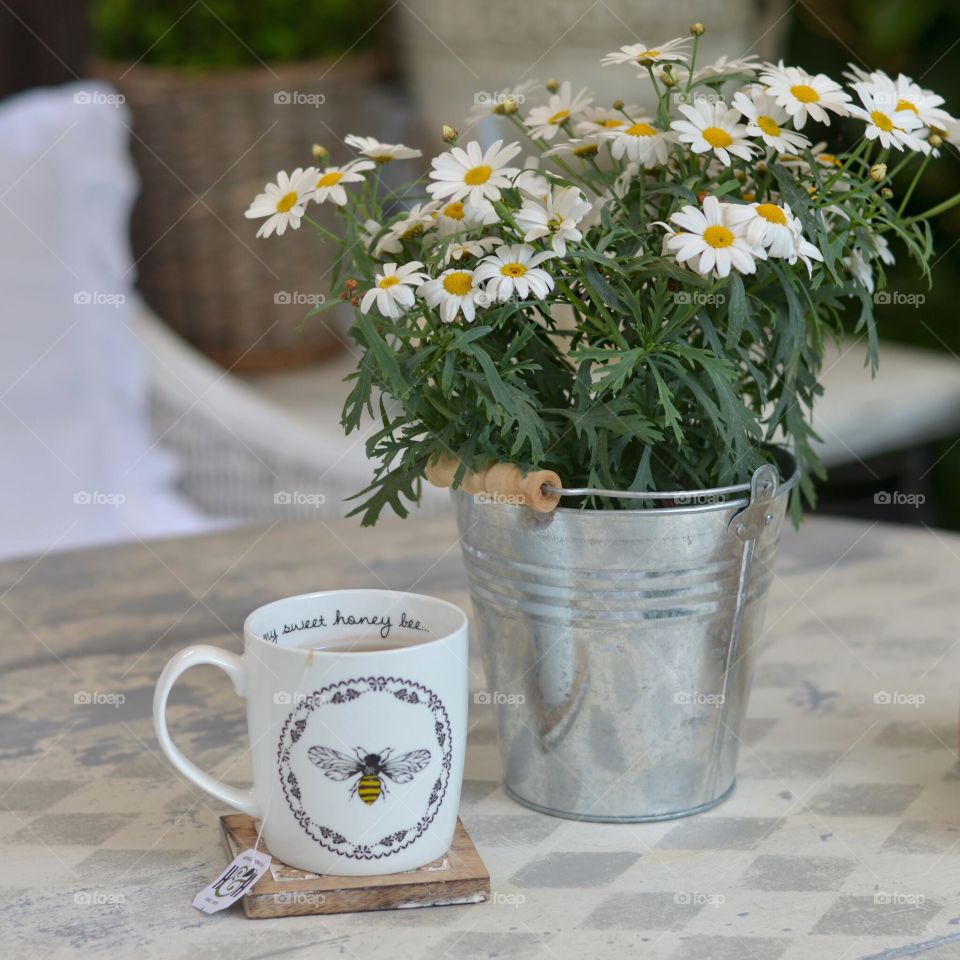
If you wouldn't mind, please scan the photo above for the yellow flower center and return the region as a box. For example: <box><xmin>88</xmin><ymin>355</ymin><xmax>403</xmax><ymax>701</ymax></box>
<box><xmin>442</xmin><ymin>271</ymin><xmax>473</xmax><ymax>296</ymax></box>
<box><xmin>464</xmin><ymin>165</ymin><xmax>492</xmax><ymax>185</ymax></box>
<box><xmin>871</xmin><ymin>110</ymin><xmax>895</xmax><ymax>132</ymax></box>
<box><xmin>573</xmin><ymin>143</ymin><xmax>600</xmax><ymax>157</ymax></box>
<box><xmin>703</xmin><ymin>225</ymin><xmax>735</xmax><ymax>248</ymax></box>
<box><xmin>635</xmin><ymin>49</ymin><xmax>660</xmax><ymax>60</ymax></box>
<box><xmin>378</xmin><ymin>275</ymin><xmax>401</xmax><ymax>289</ymax></box>
<box><xmin>276</xmin><ymin>191</ymin><xmax>299</xmax><ymax>213</ymax></box>
<box><xmin>757</xmin><ymin>115</ymin><xmax>781</xmax><ymax>137</ymax></box>
<box><xmin>443</xmin><ymin>201</ymin><xmax>466</xmax><ymax>220</ymax></box>
<box><xmin>790</xmin><ymin>84</ymin><xmax>820</xmax><ymax>103</ymax></box>
<box><xmin>402</xmin><ymin>224</ymin><xmax>424</xmax><ymax>239</ymax></box>
<box><xmin>500</xmin><ymin>262</ymin><xmax>527</xmax><ymax>277</ymax></box>
<box><xmin>897</xmin><ymin>98</ymin><xmax>918</xmax><ymax>114</ymax></box>
<box><xmin>756</xmin><ymin>203</ymin><xmax>788</xmax><ymax>225</ymax></box>
<box><xmin>626</xmin><ymin>122</ymin><xmax>658</xmax><ymax>137</ymax></box>
<box><xmin>702</xmin><ymin>126</ymin><xmax>733</xmax><ymax>149</ymax></box>
<box><xmin>818</xmin><ymin>153</ymin><xmax>841</xmax><ymax>167</ymax></box>
<box><xmin>316</xmin><ymin>171</ymin><xmax>343</xmax><ymax>188</ymax></box>
<box><xmin>602</xmin><ymin>118</ymin><xmax>625</xmax><ymax>128</ymax></box>
<box><xmin>548</xmin><ymin>109</ymin><xmax>571</xmax><ymax>125</ymax></box>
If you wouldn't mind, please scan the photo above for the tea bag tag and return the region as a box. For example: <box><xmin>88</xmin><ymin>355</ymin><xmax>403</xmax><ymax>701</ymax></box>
<box><xmin>193</xmin><ymin>848</ymin><xmax>271</xmax><ymax>914</ymax></box>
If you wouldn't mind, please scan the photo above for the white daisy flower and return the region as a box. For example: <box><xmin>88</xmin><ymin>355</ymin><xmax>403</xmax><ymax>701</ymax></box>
<box><xmin>432</xmin><ymin>198</ymin><xmax>499</xmax><ymax>236</ymax></box>
<box><xmin>360</xmin><ymin>219</ymin><xmax>403</xmax><ymax>258</ymax></box>
<box><xmin>465</xmin><ymin>80</ymin><xmax>538</xmax><ymax>125</ymax></box>
<box><xmin>844</xmin><ymin>246</ymin><xmax>875</xmax><ymax>293</ymax></box>
<box><xmin>732</xmin><ymin>89</ymin><xmax>811</xmax><ymax>154</ymax></box>
<box><xmin>515</xmin><ymin>186</ymin><xmax>592</xmax><ymax>257</ymax></box>
<box><xmin>359</xmin><ymin>261</ymin><xmax>430</xmax><ymax>319</ymax></box>
<box><xmin>848</xmin><ymin>79</ymin><xmax>927</xmax><ymax>152</ymax></box>
<box><xmin>759</xmin><ymin>62</ymin><xmax>852</xmax><ymax>129</ymax></box>
<box><xmin>389</xmin><ymin>201</ymin><xmax>442</xmax><ymax>242</ymax></box>
<box><xmin>664</xmin><ymin>196</ymin><xmax>763</xmax><ymax>279</ymax></box>
<box><xmin>513</xmin><ymin>162</ymin><xmax>551</xmax><ymax>202</ymax></box>
<box><xmin>312</xmin><ymin>159</ymin><xmax>376</xmax><ymax>205</ymax></box>
<box><xmin>671</xmin><ymin>101</ymin><xmax>757</xmax><ymax>166</ymax></box>
<box><xmin>603</xmin><ymin>120</ymin><xmax>676</xmax><ymax>167</ymax></box>
<box><xmin>473</xmin><ymin>243</ymin><xmax>555</xmax><ymax>301</ymax></box>
<box><xmin>601</xmin><ymin>37</ymin><xmax>691</xmax><ymax>67</ymax></box>
<box><xmin>344</xmin><ymin>134</ymin><xmax>422</xmax><ymax>164</ymax></box>
<box><xmin>891</xmin><ymin>74</ymin><xmax>956</xmax><ymax>134</ymax></box>
<box><xmin>693</xmin><ymin>55</ymin><xmax>761</xmax><ymax>83</ymax></box>
<box><xmin>524</xmin><ymin>82</ymin><xmax>593</xmax><ymax>140</ymax></box>
<box><xmin>573</xmin><ymin>105</ymin><xmax>641</xmax><ymax>137</ymax></box>
<box><xmin>418</xmin><ymin>268</ymin><xmax>487</xmax><ymax>323</ymax></box>
<box><xmin>245</xmin><ymin>167</ymin><xmax>317</xmax><ymax>238</ymax></box>
<box><xmin>427</xmin><ymin>139</ymin><xmax>522</xmax><ymax>204</ymax></box>
<box><xmin>443</xmin><ymin>236</ymin><xmax>502</xmax><ymax>264</ymax></box>
<box><xmin>724</xmin><ymin>201</ymin><xmax>823</xmax><ymax>275</ymax></box>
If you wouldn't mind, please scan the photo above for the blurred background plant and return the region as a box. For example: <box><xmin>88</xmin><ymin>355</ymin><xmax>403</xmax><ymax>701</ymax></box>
<box><xmin>790</xmin><ymin>1</ymin><xmax>960</xmax><ymax>525</ymax></box>
<box><xmin>92</xmin><ymin>0</ymin><xmax>387</xmax><ymax>67</ymax></box>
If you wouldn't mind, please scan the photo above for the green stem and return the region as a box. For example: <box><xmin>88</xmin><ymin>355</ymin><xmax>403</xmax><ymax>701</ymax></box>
<box><xmin>898</xmin><ymin>152</ymin><xmax>930</xmax><ymax>215</ymax></box>
<box><xmin>303</xmin><ymin>216</ymin><xmax>340</xmax><ymax>243</ymax></box>
<box><xmin>904</xmin><ymin>190</ymin><xmax>960</xmax><ymax>223</ymax></box>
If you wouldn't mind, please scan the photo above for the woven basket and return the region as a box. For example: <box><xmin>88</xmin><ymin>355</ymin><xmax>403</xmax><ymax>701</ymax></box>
<box><xmin>94</xmin><ymin>56</ymin><xmax>393</xmax><ymax>371</ymax></box>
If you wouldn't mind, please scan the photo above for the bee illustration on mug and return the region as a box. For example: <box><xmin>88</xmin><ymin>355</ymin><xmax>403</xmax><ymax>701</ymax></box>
<box><xmin>308</xmin><ymin>745</ymin><xmax>431</xmax><ymax>805</ymax></box>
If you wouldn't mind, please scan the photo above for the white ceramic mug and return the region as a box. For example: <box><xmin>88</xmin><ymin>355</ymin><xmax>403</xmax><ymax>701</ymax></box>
<box><xmin>153</xmin><ymin>589</ymin><xmax>468</xmax><ymax>876</ymax></box>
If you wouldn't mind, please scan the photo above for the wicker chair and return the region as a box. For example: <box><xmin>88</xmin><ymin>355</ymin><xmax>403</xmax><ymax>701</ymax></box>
<box><xmin>138</xmin><ymin>298</ymin><xmax>447</xmax><ymax>523</ymax></box>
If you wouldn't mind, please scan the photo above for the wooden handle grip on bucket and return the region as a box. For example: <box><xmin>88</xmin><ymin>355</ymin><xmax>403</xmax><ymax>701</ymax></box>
<box><xmin>425</xmin><ymin>456</ymin><xmax>562</xmax><ymax>513</ymax></box>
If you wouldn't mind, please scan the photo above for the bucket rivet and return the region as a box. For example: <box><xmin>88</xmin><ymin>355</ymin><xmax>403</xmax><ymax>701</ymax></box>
<box><xmin>736</xmin><ymin>522</ymin><xmax>747</xmax><ymax>536</ymax></box>
<box><xmin>764</xmin><ymin>512</ymin><xmax>775</xmax><ymax>525</ymax></box>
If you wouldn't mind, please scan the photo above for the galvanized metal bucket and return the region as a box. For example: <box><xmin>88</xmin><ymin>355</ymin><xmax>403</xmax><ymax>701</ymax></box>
<box><xmin>454</xmin><ymin>453</ymin><xmax>799</xmax><ymax>822</ymax></box>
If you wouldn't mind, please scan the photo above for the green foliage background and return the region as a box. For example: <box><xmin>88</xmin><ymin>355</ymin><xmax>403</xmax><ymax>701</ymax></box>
<box><xmin>789</xmin><ymin>1</ymin><xmax>960</xmax><ymax>525</ymax></box>
<box><xmin>92</xmin><ymin>0</ymin><xmax>385</xmax><ymax>68</ymax></box>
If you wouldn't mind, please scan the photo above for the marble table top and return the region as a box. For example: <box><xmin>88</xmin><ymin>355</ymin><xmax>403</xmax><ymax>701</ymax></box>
<box><xmin>2</xmin><ymin>510</ymin><xmax>960</xmax><ymax>960</ymax></box>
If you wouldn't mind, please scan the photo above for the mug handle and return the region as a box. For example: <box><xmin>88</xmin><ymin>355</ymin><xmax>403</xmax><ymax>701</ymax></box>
<box><xmin>153</xmin><ymin>644</ymin><xmax>260</xmax><ymax>817</ymax></box>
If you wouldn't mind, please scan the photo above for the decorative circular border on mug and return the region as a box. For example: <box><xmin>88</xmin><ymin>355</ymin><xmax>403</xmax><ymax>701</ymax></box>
<box><xmin>276</xmin><ymin>676</ymin><xmax>452</xmax><ymax>860</ymax></box>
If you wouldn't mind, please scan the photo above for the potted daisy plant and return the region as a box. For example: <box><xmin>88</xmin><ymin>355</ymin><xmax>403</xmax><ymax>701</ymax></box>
<box><xmin>245</xmin><ymin>25</ymin><xmax>960</xmax><ymax>821</ymax></box>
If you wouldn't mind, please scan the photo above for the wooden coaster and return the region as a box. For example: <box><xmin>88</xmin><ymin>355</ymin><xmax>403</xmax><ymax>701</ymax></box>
<box><xmin>219</xmin><ymin>814</ymin><xmax>490</xmax><ymax>918</ymax></box>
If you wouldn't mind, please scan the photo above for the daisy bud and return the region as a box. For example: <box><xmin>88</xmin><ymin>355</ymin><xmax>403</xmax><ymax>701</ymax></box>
<box><xmin>742</xmin><ymin>192</ymin><xmax>756</xmax><ymax>203</ymax></box>
<box><xmin>344</xmin><ymin>278</ymin><xmax>359</xmax><ymax>291</ymax></box>
<box><xmin>350</xmin><ymin>295</ymin><xmax>360</xmax><ymax>307</ymax></box>
<box><xmin>697</xmin><ymin>191</ymin><xmax>710</xmax><ymax>204</ymax></box>
<box><xmin>881</xmin><ymin>187</ymin><xmax>894</xmax><ymax>200</ymax></box>
<box><xmin>612</xmin><ymin>99</ymin><xmax>624</xmax><ymax>110</ymax></box>
<box><xmin>311</xmin><ymin>143</ymin><xmax>329</xmax><ymax>162</ymax></box>
<box><xmin>660</xmin><ymin>69</ymin><xmax>678</xmax><ymax>88</ymax></box>
<box><xmin>442</xmin><ymin>124</ymin><xmax>459</xmax><ymax>144</ymax></box>
<box><xmin>339</xmin><ymin>291</ymin><xmax>349</xmax><ymax>301</ymax></box>
<box><xmin>690</xmin><ymin>22</ymin><xmax>706</xmax><ymax>36</ymax></box>
<box><xmin>546</xmin><ymin>78</ymin><xmax>560</xmax><ymax>93</ymax></box>
<box><xmin>734</xmin><ymin>169</ymin><xmax>747</xmax><ymax>183</ymax></box>
<box><xmin>929</xmin><ymin>133</ymin><xmax>944</xmax><ymax>149</ymax></box>
<box><xmin>502</xmin><ymin>98</ymin><xmax>520</xmax><ymax>115</ymax></box>
<box><xmin>756</xmin><ymin>161</ymin><xmax>767</xmax><ymax>175</ymax></box>
<box><xmin>869</xmin><ymin>163</ymin><xmax>887</xmax><ymax>183</ymax></box>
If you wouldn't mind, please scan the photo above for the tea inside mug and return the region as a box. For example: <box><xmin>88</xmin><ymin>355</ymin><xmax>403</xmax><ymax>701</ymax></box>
<box><xmin>288</xmin><ymin>636</ymin><xmax>410</xmax><ymax>653</ymax></box>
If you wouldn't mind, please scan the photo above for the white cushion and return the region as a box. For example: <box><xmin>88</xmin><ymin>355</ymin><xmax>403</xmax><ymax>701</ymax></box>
<box><xmin>0</xmin><ymin>82</ymin><xmax>211</xmax><ymax>560</ymax></box>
